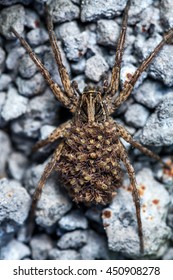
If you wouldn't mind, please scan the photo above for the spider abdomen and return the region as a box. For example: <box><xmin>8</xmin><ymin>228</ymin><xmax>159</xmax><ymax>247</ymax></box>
<box><xmin>55</xmin><ymin>119</ymin><xmax>123</xmax><ymax>205</ymax></box>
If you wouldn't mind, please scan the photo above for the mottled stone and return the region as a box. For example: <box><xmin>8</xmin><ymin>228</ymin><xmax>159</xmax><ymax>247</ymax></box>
<box><xmin>1</xmin><ymin>87</ymin><xmax>28</xmax><ymax>121</ymax></box>
<box><xmin>57</xmin><ymin>230</ymin><xmax>88</xmax><ymax>249</ymax></box>
<box><xmin>0</xmin><ymin>5</ymin><xmax>25</xmax><ymax>39</ymax></box>
<box><xmin>18</xmin><ymin>53</ymin><xmax>37</xmax><ymax>78</ymax></box>
<box><xmin>97</xmin><ymin>19</ymin><xmax>120</xmax><ymax>47</ymax></box>
<box><xmin>71</xmin><ymin>58</ymin><xmax>86</xmax><ymax>74</ymax></box>
<box><xmin>26</xmin><ymin>28</ymin><xmax>49</xmax><ymax>46</ymax></box>
<box><xmin>140</xmin><ymin>95</ymin><xmax>173</xmax><ymax>146</ymax></box>
<box><xmin>0</xmin><ymin>46</ymin><xmax>5</xmax><ymax>74</ymax></box>
<box><xmin>0</xmin><ymin>0</ymin><xmax>32</xmax><ymax>5</ymax></box>
<box><xmin>124</xmin><ymin>103</ymin><xmax>150</xmax><ymax>128</ymax></box>
<box><xmin>85</xmin><ymin>53</ymin><xmax>109</xmax><ymax>82</ymax></box>
<box><xmin>6</xmin><ymin>46</ymin><xmax>25</xmax><ymax>70</ymax></box>
<box><xmin>16</xmin><ymin>73</ymin><xmax>46</xmax><ymax>97</ymax></box>
<box><xmin>160</xmin><ymin>0</ymin><xmax>173</xmax><ymax>29</ymax></box>
<box><xmin>120</xmin><ymin>63</ymin><xmax>147</xmax><ymax>89</ymax></box>
<box><xmin>0</xmin><ymin>130</ymin><xmax>11</xmax><ymax>177</ymax></box>
<box><xmin>30</xmin><ymin>234</ymin><xmax>53</xmax><ymax>260</ymax></box>
<box><xmin>0</xmin><ymin>92</ymin><xmax>7</xmax><ymax>127</ymax></box>
<box><xmin>103</xmin><ymin>168</ymin><xmax>171</xmax><ymax>258</ymax></box>
<box><xmin>48</xmin><ymin>248</ymin><xmax>81</xmax><ymax>260</ymax></box>
<box><xmin>25</xmin><ymin>8</ymin><xmax>41</xmax><ymax>29</ymax></box>
<box><xmin>58</xmin><ymin>209</ymin><xmax>88</xmax><ymax>231</ymax></box>
<box><xmin>0</xmin><ymin>239</ymin><xmax>30</xmax><ymax>260</ymax></box>
<box><xmin>55</xmin><ymin>21</ymin><xmax>80</xmax><ymax>40</ymax></box>
<box><xmin>7</xmin><ymin>152</ymin><xmax>28</xmax><ymax>181</ymax></box>
<box><xmin>81</xmin><ymin>0</ymin><xmax>127</xmax><ymax>22</ymax></box>
<box><xmin>50</xmin><ymin>0</ymin><xmax>80</xmax><ymax>23</ymax></box>
<box><xmin>0</xmin><ymin>74</ymin><xmax>12</xmax><ymax>91</ymax></box>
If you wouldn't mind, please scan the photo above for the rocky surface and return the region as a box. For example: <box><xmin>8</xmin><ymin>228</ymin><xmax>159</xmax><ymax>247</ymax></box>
<box><xmin>0</xmin><ymin>0</ymin><xmax>173</xmax><ymax>260</ymax></box>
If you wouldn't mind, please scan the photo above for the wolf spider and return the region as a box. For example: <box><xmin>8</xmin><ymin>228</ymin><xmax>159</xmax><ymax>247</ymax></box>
<box><xmin>11</xmin><ymin>0</ymin><xmax>173</xmax><ymax>254</ymax></box>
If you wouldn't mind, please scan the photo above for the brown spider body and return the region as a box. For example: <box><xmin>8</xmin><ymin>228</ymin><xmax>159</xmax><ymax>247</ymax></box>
<box><xmin>11</xmin><ymin>0</ymin><xmax>173</xmax><ymax>254</ymax></box>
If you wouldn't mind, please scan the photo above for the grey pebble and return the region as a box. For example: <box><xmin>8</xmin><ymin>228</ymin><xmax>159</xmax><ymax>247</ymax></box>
<box><xmin>18</xmin><ymin>53</ymin><xmax>37</xmax><ymax>78</ymax></box>
<box><xmin>160</xmin><ymin>0</ymin><xmax>173</xmax><ymax>29</ymax></box>
<box><xmin>140</xmin><ymin>95</ymin><xmax>173</xmax><ymax>146</ymax></box>
<box><xmin>55</xmin><ymin>21</ymin><xmax>80</xmax><ymax>40</ymax></box>
<box><xmin>85</xmin><ymin>53</ymin><xmax>109</xmax><ymax>82</ymax></box>
<box><xmin>0</xmin><ymin>239</ymin><xmax>30</xmax><ymax>260</ymax></box>
<box><xmin>0</xmin><ymin>130</ymin><xmax>11</xmax><ymax>177</ymax></box>
<box><xmin>71</xmin><ymin>58</ymin><xmax>86</xmax><ymax>74</ymax></box>
<box><xmin>124</xmin><ymin>103</ymin><xmax>150</xmax><ymax>128</ymax></box>
<box><xmin>133</xmin><ymin>79</ymin><xmax>167</xmax><ymax>109</ymax></box>
<box><xmin>48</xmin><ymin>248</ymin><xmax>81</xmax><ymax>260</ymax></box>
<box><xmin>128</xmin><ymin>0</ymin><xmax>153</xmax><ymax>25</ymax></box>
<box><xmin>25</xmin><ymin>8</ymin><xmax>41</xmax><ymax>29</ymax></box>
<box><xmin>79</xmin><ymin>230</ymin><xmax>109</xmax><ymax>260</ymax></box>
<box><xmin>30</xmin><ymin>234</ymin><xmax>53</xmax><ymax>260</ymax></box>
<box><xmin>57</xmin><ymin>230</ymin><xmax>88</xmax><ymax>250</ymax></box>
<box><xmin>58</xmin><ymin>210</ymin><xmax>88</xmax><ymax>231</ymax></box>
<box><xmin>0</xmin><ymin>0</ymin><xmax>32</xmax><ymax>5</ymax></box>
<box><xmin>81</xmin><ymin>0</ymin><xmax>127</xmax><ymax>22</ymax></box>
<box><xmin>16</xmin><ymin>73</ymin><xmax>46</xmax><ymax>97</ymax></box>
<box><xmin>6</xmin><ymin>46</ymin><xmax>25</xmax><ymax>70</ymax></box>
<box><xmin>97</xmin><ymin>19</ymin><xmax>120</xmax><ymax>47</ymax></box>
<box><xmin>7</xmin><ymin>152</ymin><xmax>28</xmax><ymax>181</ymax></box>
<box><xmin>0</xmin><ymin>74</ymin><xmax>12</xmax><ymax>91</ymax></box>
<box><xmin>120</xmin><ymin>63</ymin><xmax>147</xmax><ymax>89</ymax></box>
<box><xmin>0</xmin><ymin>92</ymin><xmax>7</xmax><ymax>127</ymax></box>
<box><xmin>62</xmin><ymin>31</ymin><xmax>89</xmax><ymax>61</ymax></box>
<box><xmin>0</xmin><ymin>5</ymin><xmax>25</xmax><ymax>39</ymax></box>
<box><xmin>0</xmin><ymin>46</ymin><xmax>5</xmax><ymax>74</ymax></box>
<box><xmin>102</xmin><ymin>168</ymin><xmax>171</xmax><ymax>259</ymax></box>
<box><xmin>1</xmin><ymin>87</ymin><xmax>28</xmax><ymax>122</ymax></box>
<box><xmin>50</xmin><ymin>0</ymin><xmax>80</xmax><ymax>23</ymax></box>
<box><xmin>26</xmin><ymin>28</ymin><xmax>49</xmax><ymax>46</ymax></box>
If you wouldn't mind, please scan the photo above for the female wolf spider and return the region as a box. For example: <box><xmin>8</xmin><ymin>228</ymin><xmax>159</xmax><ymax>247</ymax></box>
<box><xmin>11</xmin><ymin>0</ymin><xmax>173</xmax><ymax>254</ymax></box>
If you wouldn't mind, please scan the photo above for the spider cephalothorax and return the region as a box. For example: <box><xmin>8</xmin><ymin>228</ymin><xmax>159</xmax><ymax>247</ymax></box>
<box><xmin>11</xmin><ymin>0</ymin><xmax>173</xmax><ymax>254</ymax></box>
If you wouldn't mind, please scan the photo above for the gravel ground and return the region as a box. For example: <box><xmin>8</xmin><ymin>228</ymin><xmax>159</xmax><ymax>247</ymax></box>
<box><xmin>0</xmin><ymin>0</ymin><xmax>173</xmax><ymax>260</ymax></box>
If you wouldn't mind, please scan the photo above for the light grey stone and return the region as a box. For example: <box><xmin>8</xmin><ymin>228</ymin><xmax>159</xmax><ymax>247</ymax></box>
<box><xmin>97</xmin><ymin>19</ymin><xmax>120</xmax><ymax>47</ymax></box>
<box><xmin>57</xmin><ymin>230</ymin><xmax>88</xmax><ymax>250</ymax></box>
<box><xmin>0</xmin><ymin>239</ymin><xmax>30</xmax><ymax>260</ymax></box>
<box><xmin>50</xmin><ymin>0</ymin><xmax>80</xmax><ymax>23</ymax></box>
<box><xmin>58</xmin><ymin>209</ymin><xmax>88</xmax><ymax>231</ymax></box>
<box><xmin>124</xmin><ymin>103</ymin><xmax>150</xmax><ymax>128</ymax></box>
<box><xmin>0</xmin><ymin>5</ymin><xmax>25</xmax><ymax>39</ymax></box>
<box><xmin>79</xmin><ymin>230</ymin><xmax>109</xmax><ymax>260</ymax></box>
<box><xmin>30</xmin><ymin>234</ymin><xmax>53</xmax><ymax>260</ymax></box>
<box><xmin>0</xmin><ymin>92</ymin><xmax>7</xmax><ymax>127</ymax></box>
<box><xmin>0</xmin><ymin>46</ymin><xmax>5</xmax><ymax>74</ymax></box>
<box><xmin>140</xmin><ymin>95</ymin><xmax>173</xmax><ymax>146</ymax></box>
<box><xmin>26</xmin><ymin>28</ymin><xmax>49</xmax><ymax>46</ymax></box>
<box><xmin>0</xmin><ymin>74</ymin><xmax>12</xmax><ymax>91</ymax></box>
<box><xmin>7</xmin><ymin>152</ymin><xmax>28</xmax><ymax>181</ymax></box>
<box><xmin>18</xmin><ymin>53</ymin><xmax>37</xmax><ymax>78</ymax></box>
<box><xmin>103</xmin><ymin>168</ymin><xmax>171</xmax><ymax>258</ymax></box>
<box><xmin>120</xmin><ymin>63</ymin><xmax>147</xmax><ymax>89</ymax></box>
<box><xmin>0</xmin><ymin>130</ymin><xmax>11</xmax><ymax>177</ymax></box>
<box><xmin>25</xmin><ymin>8</ymin><xmax>41</xmax><ymax>29</ymax></box>
<box><xmin>85</xmin><ymin>53</ymin><xmax>109</xmax><ymax>82</ymax></box>
<box><xmin>48</xmin><ymin>248</ymin><xmax>81</xmax><ymax>260</ymax></box>
<box><xmin>71</xmin><ymin>58</ymin><xmax>86</xmax><ymax>74</ymax></box>
<box><xmin>0</xmin><ymin>0</ymin><xmax>32</xmax><ymax>5</ymax></box>
<box><xmin>1</xmin><ymin>87</ymin><xmax>28</xmax><ymax>121</ymax></box>
<box><xmin>6</xmin><ymin>46</ymin><xmax>25</xmax><ymax>70</ymax></box>
<box><xmin>62</xmin><ymin>31</ymin><xmax>89</xmax><ymax>61</ymax></box>
<box><xmin>128</xmin><ymin>0</ymin><xmax>153</xmax><ymax>25</ymax></box>
<box><xmin>81</xmin><ymin>0</ymin><xmax>127</xmax><ymax>22</ymax></box>
<box><xmin>16</xmin><ymin>73</ymin><xmax>46</xmax><ymax>97</ymax></box>
<box><xmin>160</xmin><ymin>0</ymin><xmax>173</xmax><ymax>29</ymax></box>
<box><xmin>55</xmin><ymin>21</ymin><xmax>80</xmax><ymax>40</ymax></box>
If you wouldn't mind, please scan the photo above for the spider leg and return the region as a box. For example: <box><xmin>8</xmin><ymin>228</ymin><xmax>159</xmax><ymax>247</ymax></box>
<box><xmin>116</xmin><ymin>123</ymin><xmax>169</xmax><ymax>168</ymax></box>
<box><xmin>28</xmin><ymin>142</ymin><xmax>64</xmax><ymax>231</ymax></box>
<box><xmin>106</xmin><ymin>0</ymin><xmax>130</xmax><ymax>97</ymax></box>
<box><xmin>118</xmin><ymin>141</ymin><xmax>144</xmax><ymax>254</ymax></box>
<box><xmin>111</xmin><ymin>28</ymin><xmax>173</xmax><ymax>112</ymax></box>
<box><xmin>45</xmin><ymin>4</ymin><xmax>78</xmax><ymax>105</ymax></box>
<box><xmin>32</xmin><ymin>120</ymin><xmax>71</xmax><ymax>152</ymax></box>
<box><xmin>10</xmin><ymin>27</ymin><xmax>75</xmax><ymax>112</ymax></box>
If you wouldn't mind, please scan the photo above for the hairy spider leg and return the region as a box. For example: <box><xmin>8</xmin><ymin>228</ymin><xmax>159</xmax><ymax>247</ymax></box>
<box><xmin>118</xmin><ymin>141</ymin><xmax>144</xmax><ymax>253</ymax></box>
<box><xmin>10</xmin><ymin>27</ymin><xmax>76</xmax><ymax>112</ymax></box>
<box><xmin>45</xmin><ymin>4</ymin><xmax>79</xmax><ymax>108</ymax></box>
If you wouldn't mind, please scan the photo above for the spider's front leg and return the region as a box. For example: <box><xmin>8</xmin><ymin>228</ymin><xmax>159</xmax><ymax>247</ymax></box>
<box><xmin>118</xmin><ymin>141</ymin><xmax>144</xmax><ymax>254</ymax></box>
<box><xmin>32</xmin><ymin>120</ymin><xmax>71</xmax><ymax>152</ymax></box>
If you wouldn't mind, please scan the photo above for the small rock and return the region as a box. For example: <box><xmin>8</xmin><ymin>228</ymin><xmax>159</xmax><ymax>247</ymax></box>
<box><xmin>0</xmin><ymin>46</ymin><xmax>5</xmax><ymax>74</ymax></box>
<box><xmin>85</xmin><ymin>53</ymin><xmax>109</xmax><ymax>82</ymax></box>
<box><xmin>58</xmin><ymin>209</ymin><xmax>88</xmax><ymax>231</ymax></box>
<box><xmin>7</xmin><ymin>152</ymin><xmax>28</xmax><ymax>181</ymax></box>
<box><xmin>140</xmin><ymin>95</ymin><xmax>173</xmax><ymax>146</ymax></box>
<box><xmin>124</xmin><ymin>103</ymin><xmax>150</xmax><ymax>128</ymax></box>
<box><xmin>18</xmin><ymin>53</ymin><xmax>37</xmax><ymax>78</ymax></box>
<box><xmin>0</xmin><ymin>92</ymin><xmax>7</xmax><ymax>127</ymax></box>
<box><xmin>0</xmin><ymin>239</ymin><xmax>30</xmax><ymax>260</ymax></box>
<box><xmin>0</xmin><ymin>0</ymin><xmax>32</xmax><ymax>5</ymax></box>
<box><xmin>16</xmin><ymin>73</ymin><xmax>46</xmax><ymax>97</ymax></box>
<box><xmin>97</xmin><ymin>19</ymin><xmax>120</xmax><ymax>47</ymax></box>
<box><xmin>81</xmin><ymin>0</ymin><xmax>127</xmax><ymax>22</ymax></box>
<box><xmin>26</xmin><ymin>28</ymin><xmax>49</xmax><ymax>46</ymax></box>
<box><xmin>62</xmin><ymin>31</ymin><xmax>89</xmax><ymax>61</ymax></box>
<box><xmin>71</xmin><ymin>58</ymin><xmax>86</xmax><ymax>74</ymax></box>
<box><xmin>0</xmin><ymin>74</ymin><xmax>12</xmax><ymax>91</ymax></box>
<box><xmin>30</xmin><ymin>234</ymin><xmax>53</xmax><ymax>260</ymax></box>
<box><xmin>160</xmin><ymin>0</ymin><xmax>173</xmax><ymax>29</ymax></box>
<box><xmin>1</xmin><ymin>87</ymin><xmax>28</xmax><ymax>121</ymax></box>
<box><xmin>55</xmin><ymin>21</ymin><xmax>80</xmax><ymax>40</ymax></box>
<box><xmin>0</xmin><ymin>130</ymin><xmax>11</xmax><ymax>177</ymax></box>
<box><xmin>120</xmin><ymin>63</ymin><xmax>147</xmax><ymax>89</ymax></box>
<box><xmin>57</xmin><ymin>230</ymin><xmax>88</xmax><ymax>249</ymax></box>
<box><xmin>79</xmin><ymin>230</ymin><xmax>109</xmax><ymax>260</ymax></box>
<box><xmin>50</xmin><ymin>0</ymin><xmax>80</xmax><ymax>23</ymax></box>
<box><xmin>25</xmin><ymin>8</ymin><xmax>41</xmax><ymax>29</ymax></box>
<box><xmin>6</xmin><ymin>46</ymin><xmax>25</xmax><ymax>70</ymax></box>
<box><xmin>102</xmin><ymin>168</ymin><xmax>171</xmax><ymax>258</ymax></box>
<box><xmin>0</xmin><ymin>5</ymin><xmax>25</xmax><ymax>39</ymax></box>
<box><xmin>48</xmin><ymin>248</ymin><xmax>81</xmax><ymax>260</ymax></box>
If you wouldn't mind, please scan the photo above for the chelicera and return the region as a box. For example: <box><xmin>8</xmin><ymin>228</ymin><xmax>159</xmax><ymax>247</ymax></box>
<box><xmin>11</xmin><ymin>0</ymin><xmax>173</xmax><ymax>253</ymax></box>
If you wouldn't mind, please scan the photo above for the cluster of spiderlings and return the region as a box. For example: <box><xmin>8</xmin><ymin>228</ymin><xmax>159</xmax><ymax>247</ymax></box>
<box><xmin>55</xmin><ymin>120</ymin><xmax>123</xmax><ymax>204</ymax></box>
